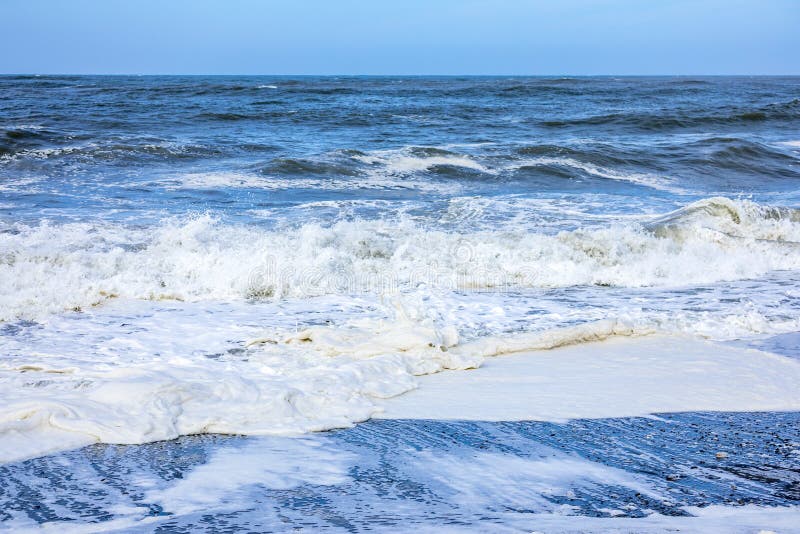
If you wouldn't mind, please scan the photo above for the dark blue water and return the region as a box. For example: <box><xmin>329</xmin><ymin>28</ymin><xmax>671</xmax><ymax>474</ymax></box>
<box><xmin>2</xmin><ymin>76</ymin><xmax>800</xmax><ymax>225</ymax></box>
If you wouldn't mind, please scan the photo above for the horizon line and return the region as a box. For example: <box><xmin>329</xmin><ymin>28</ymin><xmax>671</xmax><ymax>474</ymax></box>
<box><xmin>2</xmin><ymin>72</ymin><xmax>800</xmax><ymax>77</ymax></box>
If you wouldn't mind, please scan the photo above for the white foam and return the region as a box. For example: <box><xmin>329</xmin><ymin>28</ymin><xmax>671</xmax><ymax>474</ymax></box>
<box><xmin>3</xmin><ymin>296</ymin><xmax>800</xmax><ymax>464</ymax></box>
<box><xmin>510</xmin><ymin>156</ymin><xmax>689</xmax><ymax>193</ymax></box>
<box><xmin>356</xmin><ymin>153</ymin><xmax>490</xmax><ymax>174</ymax></box>
<box><xmin>152</xmin><ymin>171</ymin><xmax>276</xmax><ymax>190</ymax></box>
<box><xmin>436</xmin><ymin>194</ymin><xmax>666</xmax><ymax>232</ymax></box>
<box><xmin>0</xmin><ymin>299</ymin><xmax>481</xmax><ymax>463</ymax></box>
<box><xmin>155</xmin><ymin>169</ymin><xmax>463</xmax><ymax>194</ymax></box>
<box><xmin>146</xmin><ymin>437</ymin><xmax>353</xmax><ymax>515</ymax></box>
<box><xmin>2</xmin><ymin>196</ymin><xmax>800</xmax><ymax>462</ymax></box>
<box><xmin>0</xmin><ymin>176</ymin><xmax>43</xmax><ymax>192</ymax></box>
<box><xmin>0</xmin><ymin>144</ymin><xmax>88</xmax><ymax>162</ymax></box>
<box><xmin>378</xmin><ymin>335</ymin><xmax>800</xmax><ymax>422</ymax></box>
<box><xmin>2</xmin><ymin>197</ymin><xmax>800</xmax><ymax>322</ymax></box>
<box><xmin>5</xmin><ymin>124</ymin><xmax>44</xmax><ymax>130</ymax></box>
<box><xmin>404</xmin><ymin>448</ymin><xmax>656</xmax><ymax>516</ymax></box>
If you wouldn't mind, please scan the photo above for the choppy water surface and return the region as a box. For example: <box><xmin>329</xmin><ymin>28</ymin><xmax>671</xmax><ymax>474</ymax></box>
<box><xmin>2</xmin><ymin>76</ymin><xmax>800</xmax><ymax>529</ymax></box>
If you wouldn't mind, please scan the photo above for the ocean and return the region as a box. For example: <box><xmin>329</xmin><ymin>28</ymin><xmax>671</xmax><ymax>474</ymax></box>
<box><xmin>2</xmin><ymin>75</ymin><xmax>800</xmax><ymax>531</ymax></box>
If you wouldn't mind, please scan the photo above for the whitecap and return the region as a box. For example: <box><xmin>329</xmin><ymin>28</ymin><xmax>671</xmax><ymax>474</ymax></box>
<box><xmin>2</xmin><ymin>197</ymin><xmax>800</xmax><ymax>322</ymax></box>
<box><xmin>508</xmin><ymin>156</ymin><xmax>690</xmax><ymax>194</ymax></box>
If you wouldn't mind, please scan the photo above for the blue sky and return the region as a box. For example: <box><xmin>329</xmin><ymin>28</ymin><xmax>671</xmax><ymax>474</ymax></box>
<box><xmin>1</xmin><ymin>0</ymin><xmax>798</xmax><ymax>75</ymax></box>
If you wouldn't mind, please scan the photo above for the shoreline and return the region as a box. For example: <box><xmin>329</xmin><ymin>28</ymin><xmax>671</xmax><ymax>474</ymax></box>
<box><xmin>3</xmin><ymin>412</ymin><xmax>798</xmax><ymax>532</ymax></box>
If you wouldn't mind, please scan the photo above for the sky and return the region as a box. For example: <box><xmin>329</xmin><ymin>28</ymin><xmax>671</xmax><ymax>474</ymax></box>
<box><xmin>1</xmin><ymin>0</ymin><xmax>798</xmax><ymax>75</ymax></box>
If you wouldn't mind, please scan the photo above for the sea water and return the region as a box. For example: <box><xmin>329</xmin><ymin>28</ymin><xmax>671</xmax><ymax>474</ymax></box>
<box><xmin>2</xmin><ymin>76</ymin><xmax>800</xmax><ymax>461</ymax></box>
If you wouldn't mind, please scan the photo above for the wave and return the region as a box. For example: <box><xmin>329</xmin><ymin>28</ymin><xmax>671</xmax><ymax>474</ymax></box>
<box><xmin>270</xmin><ymin>145</ymin><xmax>671</xmax><ymax>192</ymax></box>
<box><xmin>0</xmin><ymin>139</ymin><xmax>230</xmax><ymax>165</ymax></box>
<box><xmin>4</xmin><ymin>127</ymin><xmax>47</xmax><ymax>140</ymax></box>
<box><xmin>508</xmin><ymin>156</ymin><xmax>684</xmax><ymax>193</ymax></box>
<box><xmin>242</xmin><ymin>147</ymin><xmax>494</xmax><ymax>192</ymax></box>
<box><xmin>646</xmin><ymin>196</ymin><xmax>800</xmax><ymax>240</ymax></box>
<box><xmin>150</xmin><ymin>172</ymin><xmax>279</xmax><ymax>190</ymax></box>
<box><xmin>353</xmin><ymin>147</ymin><xmax>490</xmax><ymax>176</ymax></box>
<box><xmin>541</xmin><ymin>99</ymin><xmax>800</xmax><ymax>129</ymax></box>
<box><xmin>7</xmin><ymin>132</ymin><xmax>797</xmax><ymax>196</ymax></box>
<box><xmin>263</xmin><ymin>156</ymin><xmax>364</xmax><ymax>177</ymax></box>
<box><xmin>195</xmin><ymin>112</ymin><xmax>253</xmax><ymax>121</ymax></box>
<box><xmin>2</xmin><ymin>197</ymin><xmax>800</xmax><ymax>321</ymax></box>
<box><xmin>1</xmin><ymin>126</ymin><xmax>81</xmax><ymax>158</ymax></box>
<box><xmin>682</xmin><ymin>138</ymin><xmax>800</xmax><ymax>179</ymax></box>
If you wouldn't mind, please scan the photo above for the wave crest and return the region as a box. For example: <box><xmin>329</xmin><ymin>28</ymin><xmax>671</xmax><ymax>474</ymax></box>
<box><xmin>2</xmin><ymin>197</ymin><xmax>800</xmax><ymax>321</ymax></box>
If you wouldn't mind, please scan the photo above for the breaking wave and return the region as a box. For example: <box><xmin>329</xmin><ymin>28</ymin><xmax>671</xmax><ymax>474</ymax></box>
<box><xmin>2</xmin><ymin>197</ymin><xmax>800</xmax><ymax>321</ymax></box>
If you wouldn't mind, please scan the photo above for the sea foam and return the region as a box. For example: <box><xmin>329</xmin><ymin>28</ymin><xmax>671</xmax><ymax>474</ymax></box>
<box><xmin>3</xmin><ymin>303</ymin><xmax>800</xmax><ymax>463</ymax></box>
<box><xmin>2</xmin><ymin>197</ymin><xmax>799</xmax><ymax>322</ymax></box>
<box><xmin>2</xmin><ymin>196</ymin><xmax>800</xmax><ymax>461</ymax></box>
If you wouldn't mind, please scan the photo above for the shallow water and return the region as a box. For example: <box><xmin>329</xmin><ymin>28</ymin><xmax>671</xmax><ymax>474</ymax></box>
<box><xmin>1</xmin><ymin>412</ymin><xmax>798</xmax><ymax>532</ymax></box>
